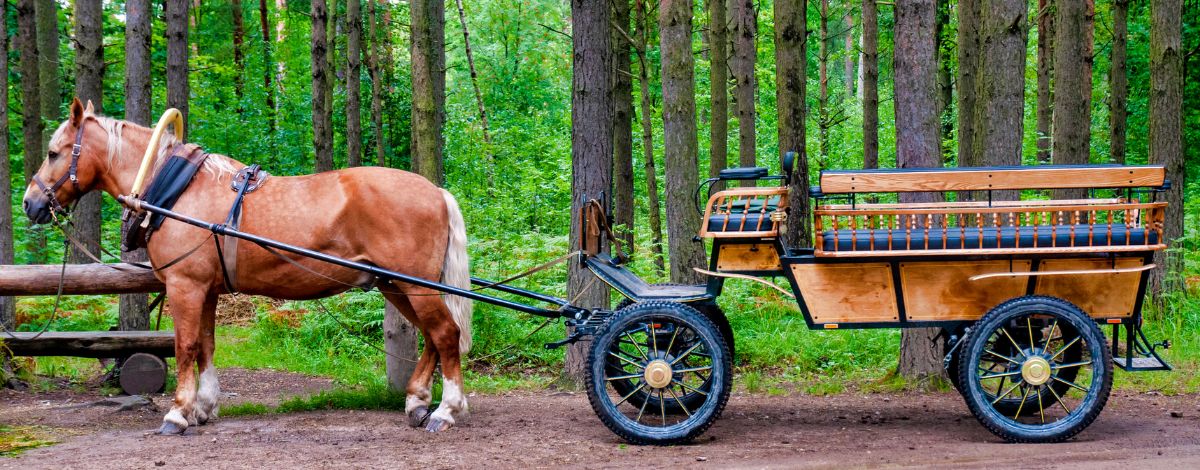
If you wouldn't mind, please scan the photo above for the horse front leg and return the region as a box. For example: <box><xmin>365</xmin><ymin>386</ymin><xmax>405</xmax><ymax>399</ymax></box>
<box><xmin>193</xmin><ymin>292</ymin><xmax>220</xmax><ymax>425</ymax></box>
<box><xmin>157</xmin><ymin>285</ymin><xmax>207</xmax><ymax>435</ymax></box>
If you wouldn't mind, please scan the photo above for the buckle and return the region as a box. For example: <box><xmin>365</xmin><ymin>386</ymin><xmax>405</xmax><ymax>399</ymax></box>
<box><xmin>72</xmin><ymin>143</ymin><xmax>82</xmax><ymax>155</ymax></box>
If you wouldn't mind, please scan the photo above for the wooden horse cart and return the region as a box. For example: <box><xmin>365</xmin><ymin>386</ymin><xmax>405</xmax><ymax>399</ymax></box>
<box><xmin>110</xmin><ymin>113</ymin><xmax>1172</xmax><ymax>445</ymax></box>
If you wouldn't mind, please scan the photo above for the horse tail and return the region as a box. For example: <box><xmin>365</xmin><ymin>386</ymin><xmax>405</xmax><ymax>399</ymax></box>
<box><xmin>440</xmin><ymin>189</ymin><xmax>473</xmax><ymax>354</ymax></box>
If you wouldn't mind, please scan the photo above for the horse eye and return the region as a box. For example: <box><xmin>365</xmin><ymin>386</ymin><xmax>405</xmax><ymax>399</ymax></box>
<box><xmin>47</xmin><ymin>151</ymin><xmax>59</xmax><ymax>161</ymax></box>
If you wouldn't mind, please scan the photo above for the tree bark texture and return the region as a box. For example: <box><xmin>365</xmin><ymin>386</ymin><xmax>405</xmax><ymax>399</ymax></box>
<box><xmin>1036</xmin><ymin>0</ymin><xmax>1054</xmax><ymax>164</ymax></box>
<box><xmin>635</xmin><ymin>0</ymin><xmax>665</xmax><ymax>275</ymax></box>
<box><xmin>1109</xmin><ymin>0</ymin><xmax>1130</xmax><ymax>164</ymax></box>
<box><xmin>18</xmin><ymin>0</ymin><xmax>43</xmax><ymax>263</ymax></box>
<box><xmin>311</xmin><ymin>0</ymin><xmax>333</xmax><ymax>172</ymax></box>
<box><xmin>411</xmin><ymin>0</ymin><xmax>446</xmax><ymax>184</ymax></box>
<box><xmin>731</xmin><ymin>0</ymin><xmax>756</xmax><ymax>171</ymax></box>
<box><xmin>974</xmin><ymin>0</ymin><xmax>1028</xmax><ymax>185</ymax></box>
<box><xmin>1052</xmin><ymin>0</ymin><xmax>1093</xmax><ymax>198</ymax></box>
<box><xmin>68</xmin><ymin>0</ymin><xmax>104</xmax><ymax>267</ymax></box>
<box><xmin>817</xmin><ymin>0</ymin><xmax>830</xmax><ymax>162</ymax></box>
<box><xmin>36</xmin><ymin>0</ymin><xmax>60</xmax><ymax>141</ymax></box>
<box><xmin>660</xmin><ymin>0</ymin><xmax>706</xmax><ymax>284</ymax></box>
<box><xmin>232</xmin><ymin>0</ymin><xmax>246</xmax><ymax>114</ymax></box>
<box><xmin>843</xmin><ymin>12</ymin><xmax>856</xmax><ymax>97</ymax></box>
<box><xmin>708</xmin><ymin>0</ymin><xmax>728</xmax><ymax>185</ymax></box>
<box><xmin>347</xmin><ymin>0</ymin><xmax>363</xmax><ymax>167</ymax></box>
<box><xmin>260</xmin><ymin>0</ymin><xmax>276</xmax><ymax>134</ymax></box>
<box><xmin>611</xmin><ymin>0</ymin><xmax>635</xmax><ymax>255</ymax></box>
<box><xmin>166</xmin><ymin>0</ymin><xmax>190</xmax><ymax>139</ymax></box>
<box><xmin>384</xmin><ymin>303</ymin><xmax>419</xmax><ymax>392</ymax></box>
<box><xmin>893</xmin><ymin>0</ymin><xmax>945</xmax><ymax>381</ymax></box>
<box><xmin>566</xmin><ymin>0</ymin><xmax>613</xmax><ymax>386</ymax></box>
<box><xmin>123</xmin><ymin>0</ymin><xmax>154</xmax><ymax>331</ymax></box>
<box><xmin>0</xmin><ymin>7</ymin><xmax>12</xmax><ymax>329</ymax></box>
<box><xmin>956</xmin><ymin>0</ymin><xmax>981</xmax><ymax>168</ymax></box>
<box><xmin>861</xmin><ymin>0</ymin><xmax>878</xmax><ymax>171</ymax></box>
<box><xmin>1149</xmin><ymin>0</ymin><xmax>1185</xmax><ymax>295</ymax></box>
<box><xmin>368</xmin><ymin>0</ymin><xmax>385</xmax><ymax>166</ymax></box>
<box><xmin>777</xmin><ymin>0</ymin><xmax>809</xmax><ymax>249</ymax></box>
<box><xmin>0</xmin><ymin>264</ymin><xmax>164</xmax><ymax>296</ymax></box>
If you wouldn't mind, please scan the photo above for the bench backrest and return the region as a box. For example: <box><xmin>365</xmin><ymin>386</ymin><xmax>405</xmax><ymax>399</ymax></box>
<box><xmin>818</xmin><ymin>165</ymin><xmax>1166</xmax><ymax>194</ymax></box>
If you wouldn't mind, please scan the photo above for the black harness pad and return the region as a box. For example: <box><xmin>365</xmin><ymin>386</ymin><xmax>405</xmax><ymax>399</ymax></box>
<box><xmin>121</xmin><ymin>146</ymin><xmax>209</xmax><ymax>251</ymax></box>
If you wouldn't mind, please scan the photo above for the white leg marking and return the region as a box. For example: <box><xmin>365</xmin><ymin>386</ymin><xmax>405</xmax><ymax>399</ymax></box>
<box><xmin>196</xmin><ymin>366</ymin><xmax>221</xmax><ymax>421</ymax></box>
<box><xmin>429</xmin><ymin>376</ymin><xmax>468</xmax><ymax>424</ymax></box>
<box><xmin>164</xmin><ymin>408</ymin><xmax>188</xmax><ymax>427</ymax></box>
<box><xmin>406</xmin><ymin>387</ymin><xmax>432</xmax><ymax>415</ymax></box>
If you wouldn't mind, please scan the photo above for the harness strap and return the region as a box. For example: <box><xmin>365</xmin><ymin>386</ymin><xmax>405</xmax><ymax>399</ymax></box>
<box><xmin>217</xmin><ymin>164</ymin><xmax>266</xmax><ymax>293</ymax></box>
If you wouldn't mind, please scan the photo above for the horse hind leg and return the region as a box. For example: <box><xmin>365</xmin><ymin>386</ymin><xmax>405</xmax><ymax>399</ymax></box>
<box><xmin>382</xmin><ymin>291</ymin><xmax>438</xmax><ymax>428</ymax></box>
<box><xmin>193</xmin><ymin>293</ymin><xmax>220</xmax><ymax>425</ymax></box>
<box><xmin>412</xmin><ymin>296</ymin><xmax>468</xmax><ymax>433</ymax></box>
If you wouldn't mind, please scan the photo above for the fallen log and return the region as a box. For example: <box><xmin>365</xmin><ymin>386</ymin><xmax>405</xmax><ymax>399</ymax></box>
<box><xmin>0</xmin><ymin>263</ymin><xmax>164</xmax><ymax>296</ymax></box>
<box><xmin>1</xmin><ymin>331</ymin><xmax>175</xmax><ymax>358</ymax></box>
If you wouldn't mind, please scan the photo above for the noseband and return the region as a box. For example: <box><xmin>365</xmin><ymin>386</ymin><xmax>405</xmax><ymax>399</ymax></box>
<box><xmin>32</xmin><ymin>120</ymin><xmax>87</xmax><ymax>215</ymax></box>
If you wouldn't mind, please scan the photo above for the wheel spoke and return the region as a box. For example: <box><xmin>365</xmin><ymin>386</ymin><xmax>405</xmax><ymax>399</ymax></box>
<box><xmin>1036</xmin><ymin>387</ymin><xmax>1045</xmax><ymax>424</ymax></box>
<box><xmin>1013</xmin><ymin>385</ymin><xmax>1030</xmax><ymax>420</ymax></box>
<box><xmin>1027</xmin><ymin>317</ymin><xmax>1036</xmax><ymax>355</ymax></box>
<box><xmin>1051</xmin><ymin>360</ymin><xmax>1092</xmax><ymax>370</ymax></box>
<box><xmin>1052</xmin><ymin>375</ymin><xmax>1089</xmax><ymax>393</ymax></box>
<box><xmin>985</xmin><ymin>349</ymin><xmax>1022</xmax><ymax>365</ymax></box>
<box><xmin>667</xmin><ymin>386</ymin><xmax>692</xmax><ymax>417</ymax></box>
<box><xmin>649</xmin><ymin>321</ymin><xmax>659</xmax><ymax>357</ymax></box>
<box><xmin>1050</xmin><ymin>336</ymin><xmax>1081</xmax><ymax>362</ymax></box>
<box><xmin>613</xmin><ymin>384</ymin><xmax>644</xmax><ymax>407</ymax></box>
<box><xmin>659</xmin><ymin>390</ymin><xmax>667</xmax><ymax>426</ymax></box>
<box><xmin>673</xmin><ymin>365</ymin><xmax>713</xmax><ymax>374</ymax></box>
<box><xmin>605</xmin><ymin>373</ymin><xmax>643</xmax><ymax>382</ymax></box>
<box><xmin>992</xmin><ymin>381</ymin><xmax>1023</xmax><ymax>405</ymax></box>
<box><xmin>609</xmin><ymin>351</ymin><xmax>646</xmax><ymax>370</ymax></box>
<box><xmin>623</xmin><ymin>332</ymin><xmax>649</xmax><ymax>361</ymax></box>
<box><xmin>665</xmin><ymin>326</ymin><xmax>681</xmax><ymax>357</ymax></box>
<box><xmin>634</xmin><ymin>389</ymin><xmax>651</xmax><ymax>423</ymax></box>
<box><xmin>1042</xmin><ymin>320</ymin><xmax>1059</xmax><ymax>355</ymax></box>
<box><xmin>671</xmin><ymin>341</ymin><xmax>705</xmax><ymax>365</ymax></box>
<box><xmin>979</xmin><ymin>370</ymin><xmax>1021</xmax><ymax>380</ymax></box>
<box><xmin>1000</xmin><ymin>328</ymin><xmax>1024</xmax><ymax>355</ymax></box>
<box><xmin>672</xmin><ymin>378</ymin><xmax>709</xmax><ymax>396</ymax></box>
<box><xmin>1046</xmin><ymin>381</ymin><xmax>1073</xmax><ymax>415</ymax></box>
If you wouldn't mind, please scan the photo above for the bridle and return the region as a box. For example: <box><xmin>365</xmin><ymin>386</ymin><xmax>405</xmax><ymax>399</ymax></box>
<box><xmin>32</xmin><ymin>119</ymin><xmax>87</xmax><ymax>215</ymax></box>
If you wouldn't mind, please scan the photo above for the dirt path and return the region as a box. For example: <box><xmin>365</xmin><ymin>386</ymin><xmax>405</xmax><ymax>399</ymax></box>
<box><xmin>2</xmin><ymin>369</ymin><xmax>1199</xmax><ymax>469</ymax></box>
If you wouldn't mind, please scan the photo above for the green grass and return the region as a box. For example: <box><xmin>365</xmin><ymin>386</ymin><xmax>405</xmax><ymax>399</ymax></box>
<box><xmin>0</xmin><ymin>426</ymin><xmax>57</xmax><ymax>457</ymax></box>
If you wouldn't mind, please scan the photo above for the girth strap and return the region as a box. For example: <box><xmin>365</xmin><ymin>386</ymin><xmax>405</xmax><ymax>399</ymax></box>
<box><xmin>217</xmin><ymin>165</ymin><xmax>267</xmax><ymax>293</ymax></box>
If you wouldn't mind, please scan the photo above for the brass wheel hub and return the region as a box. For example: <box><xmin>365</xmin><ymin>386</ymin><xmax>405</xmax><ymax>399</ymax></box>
<box><xmin>1021</xmin><ymin>356</ymin><xmax>1052</xmax><ymax>386</ymax></box>
<box><xmin>643</xmin><ymin>360</ymin><xmax>673</xmax><ymax>389</ymax></box>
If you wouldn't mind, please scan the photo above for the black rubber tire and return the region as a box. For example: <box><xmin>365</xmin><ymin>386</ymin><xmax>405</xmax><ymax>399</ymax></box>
<box><xmin>616</xmin><ymin>290</ymin><xmax>735</xmax><ymax>358</ymax></box>
<box><xmin>957</xmin><ymin>295</ymin><xmax>1112</xmax><ymax>443</ymax></box>
<box><xmin>948</xmin><ymin>325</ymin><xmax>1083</xmax><ymax>416</ymax></box>
<box><xmin>585</xmin><ymin>301</ymin><xmax>732</xmax><ymax>445</ymax></box>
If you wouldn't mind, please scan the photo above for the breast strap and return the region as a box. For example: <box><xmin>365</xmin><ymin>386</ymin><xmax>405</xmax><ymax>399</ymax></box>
<box><xmin>216</xmin><ymin>164</ymin><xmax>268</xmax><ymax>293</ymax></box>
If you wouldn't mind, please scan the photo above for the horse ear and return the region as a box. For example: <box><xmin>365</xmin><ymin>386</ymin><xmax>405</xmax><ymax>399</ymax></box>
<box><xmin>84</xmin><ymin>100</ymin><xmax>96</xmax><ymax>114</ymax></box>
<box><xmin>69</xmin><ymin>98</ymin><xmax>85</xmax><ymax>127</ymax></box>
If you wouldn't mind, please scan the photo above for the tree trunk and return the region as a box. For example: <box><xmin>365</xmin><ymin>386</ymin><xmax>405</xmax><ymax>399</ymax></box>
<box><xmin>311</xmin><ymin>0</ymin><xmax>333</xmax><ymax>172</ymax></box>
<box><xmin>1036</xmin><ymin>0</ymin><xmax>1054</xmax><ymax>164</ymax></box>
<box><xmin>327</xmin><ymin>0</ymin><xmax>337</xmax><ymax>135</ymax></box>
<box><xmin>0</xmin><ymin>4</ymin><xmax>13</xmax><ymax>330</ymax></box>
<box><xmin>956</xmin><ymin>0</ymin><xmax>981</xmax><ymax>168</ymax></box>
<box><xmin>817</xmin><ymin>0</ymin><xmax>830</xmax><ymax>163</ymax></box>
<box><xmin>861</xmin><ymin>0</ymin><xmax>878</xmax><ymax>171</ymax></box>
<box><xmin>1148</xmin><ymin>0</ymin><xmax>1184</xmax><ymax>296</ymax></box>
<box><xmin>455</xmin><ymin>0</ymin><xmax>495</xmax><ymax>192</ymax></box>
<box><xmin>18</xmin><ymin>0</ymin><xmax>40</xmax><ymax>200</ymax></box>
<box><xmin>893</xmin><ymin>0</ymin><xmax>944</xmax><ymax>382</ymax></box>
<box><xmin>260</xmin><ymin>0</ymin><xmax>276</xmax><ymax>134</ymax></box>
<box><xmin>1052</xmin><ymin>0</ymin><xmax>1092</xmax><ymax>198</ymax></box>
<box><xmin>975</xmin><ymin>0</ymin><xmax>1028</xmax><ymax>192</ymax></box>
<box><xmin>1109</xmin><ymin>0</ymin><xmax>1130</xmax><ymax>164</ymax></box>
<box><xmin>232</xmin><ymin>0</ymin><xmax>246</xmax><ymax>115</ymax></box>
<box><xmin>36</xmin><ymin>0</ymin><xmax>60</xmax><ymax>140</ymax></box>
<box><xmin>730</xmin><ymin>0</ymin><xmax>756</xmax><ymax>172</ymax></box>
<box><xmin>275</xmin><ymin>0</ymin><xmax>286</xmax><ymax>91</ymax></box>
<box><xmin>346</xmin><ymin>0</ymin><xmax>362</xmax><ymax>167</ymax></box>
<box><xmin>410</xmin><ymin>0</ymin><xmax>445</xmax><ymax>185</ymax></box>
<box><xmin>122</xmin><ymin>0</ymin><xmax>154</xmax><ymax>331</ymax></box>
<box><xmin>611</xmin><ymin>0</ymin><xmax>635</xmax><ymax>255</ymax></box>
<box><xmin>843</xmin><ymin>12</ymin><xmax>855</xmax><ymax>97</ymax></box>
<box><xmin>166</xmin><ymin>0</ymin><xmax>190</xmax><ymax>139</ymax></box>
<box><xmin>660</xmin><ymin>0</ymin><xmax>706</xmax><ymax>284</ymax></box>
<box><xmin>708</xmin><ymin>0</ymin><xmax>728</xmax><ymax>186</ymax></box>
<box><xmin>777</xmin><ymin>0</ymin><xmax>809</xmax><ymax>249</ymax></box>
<box><xmin>68</xmin><ymin>0</ymin><xmax>104</xmax><ymax>267</ymax></box>
<box><xmin>368</xmin><ymin>0</ymin><xmax>385</xmax><ymax>166</ymax></box>
<box><xmin>635</xmin><ymin>0</ymin><xmax>665</xmax><ymax>275</ymax></box>
<box><xmin>566</xmin><ymin>0</ymin><xmax>613</xmax><ymax>387</ymax></box>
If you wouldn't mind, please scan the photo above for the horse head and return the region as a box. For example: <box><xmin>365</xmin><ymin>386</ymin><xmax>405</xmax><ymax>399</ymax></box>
<box><xmin>23</xmin><ymin>98</ymin><xmax>117</xmax><ymax>224</ymax></box>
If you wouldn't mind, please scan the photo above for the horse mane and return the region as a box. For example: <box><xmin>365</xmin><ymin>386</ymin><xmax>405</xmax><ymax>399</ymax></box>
<box><xmin>53</xmin><ymin>115</ymin><xmax>242</xmax><ymax>182</ymax></box>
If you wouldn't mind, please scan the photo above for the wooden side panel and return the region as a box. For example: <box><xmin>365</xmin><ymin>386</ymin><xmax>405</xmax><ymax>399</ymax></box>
<box><xmin>791</xmin><ymin>263</ymin><xmax>898</xmax><ymax>323</ymax></box>
<box><xmin>820</xmin><ymin>166</ymin><xmax>1166</xmax><ymax>194</ymax></box>
<box><xmin>900</xmin><ymin>260</ymin><xmax>1032</xmax><ymax>321</ymax></box>
<box><xmin>1035</xmin><ymin>258</ymin><xmax>1144</xmax><ymax>317</ymax></box>
<box><xmin>716</xmin><ymin>243</ymin><xmax>782</xmax><ymax>272</ymax></box>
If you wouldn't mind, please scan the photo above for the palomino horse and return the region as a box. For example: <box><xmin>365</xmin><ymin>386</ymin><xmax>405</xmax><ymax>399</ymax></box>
<box><xmin>23</xmin><ymin>99</ymin><xmax>473</xmax><ymax>434</ymax></box>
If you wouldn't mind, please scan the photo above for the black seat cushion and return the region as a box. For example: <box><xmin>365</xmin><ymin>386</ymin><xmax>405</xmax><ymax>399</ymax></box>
<box><xmin>821</xmin><ymin>224</ymin><xmax>1158</xmax><ymax>252</ymax></box>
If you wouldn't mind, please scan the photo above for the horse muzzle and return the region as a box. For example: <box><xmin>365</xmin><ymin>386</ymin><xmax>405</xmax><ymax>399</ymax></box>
<box><xmin>22</xmin><ymin>191</ymin><xmax>54</xmax><ymax>225</ymax></box>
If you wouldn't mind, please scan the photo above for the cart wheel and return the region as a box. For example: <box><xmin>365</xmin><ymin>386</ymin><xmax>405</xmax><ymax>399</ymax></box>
<box><xmin>616</xmin><ymin>288</ymin><xmax>735</xmax><ymax>358</ymax></box>
<box><xmin>586</xmin><ymin>301</ymin><xmax>732</xmax><ymax>445</ymax></box>
<box><xmin>958</xmin><ymin>296</ymin><xmax>1112</xmax><ymax>443</ymax></box>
